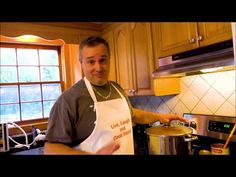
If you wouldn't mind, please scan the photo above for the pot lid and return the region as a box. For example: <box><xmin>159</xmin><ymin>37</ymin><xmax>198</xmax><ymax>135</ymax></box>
<box><xmin>145</xmin><ymin>124</ymin><xmax>192</xmax><ymax>136</ymax></box>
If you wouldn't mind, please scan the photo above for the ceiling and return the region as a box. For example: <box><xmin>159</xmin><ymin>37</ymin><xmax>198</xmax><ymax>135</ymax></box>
<box><xmin>32</xmin><ymin>22</ymin><xmax>111</xmax><ymax>31</ymax></box>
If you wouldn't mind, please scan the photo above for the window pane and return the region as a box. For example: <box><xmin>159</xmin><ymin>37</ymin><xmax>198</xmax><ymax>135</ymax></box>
<box><xmin>20</xmin><ymin>84</ymin><xmax>41</xmax><ymax>102</ymax></box>
<box><xmin>42</xmin><ymin>84</ymin><xmax>61</xmax><ymax>100</ymax></box>
<box><xmin>0</xmin><ymin>66</ymin><xmax>17</xmax><ymax>83</ymax></box>
<box><xmin>0</xmin><ymin>104</ymin><xmax>20</xmax><ymax>123</ymax></box>
<box><xmin>40</xmin><ymin>67</ymin><xmax>60</xmax><ymax>81</ymax></box>
<box><xmin>18</xmin><ymin>66</ymin><xmax>40</xmax><ymax>82</ymax></box>
<box><xmin>17</xmin><ymin>49</ymin><xmax>38</xmax><ymax>65</ymax></box>
<box><xmin>21</xmin><ymin>102</ymin><xmax>42</xmax><ymax>120</ymax></box>
<box><xmin>0</xmin><ymin>85</ymin><xmax>19</xmax><ymax>104</ymax></box>
<box><xmin>0</xmin><ymin>45</ymin><xmax>62</xmax><ymax>122</ymax></box>
<box><xmin>0</xmin><ymin>48</ymin><xmax>17</xmax><ymax>65</ymax></box>
<box><xmin>39</xmin><ymin>50</ymin><xmax>59</xmax><ymax>65</ymax></box>
<box><xmin>43</xmin><ymin>100</ymin><xmax>55</xmax><ymax>117</ymax></box>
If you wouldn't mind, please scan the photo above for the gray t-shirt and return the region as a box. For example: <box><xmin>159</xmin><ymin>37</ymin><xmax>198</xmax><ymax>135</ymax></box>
<box><xmin>45</xmin><ymin>79</ymin><xmax>133</xmax><ymax>147</ymax></box>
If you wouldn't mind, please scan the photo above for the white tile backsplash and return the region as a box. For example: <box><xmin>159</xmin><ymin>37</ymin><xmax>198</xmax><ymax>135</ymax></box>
<box><xmin>201</xmin><ymin>87</ymin><xmax>226</xmax><ymax>113</ymax></box>
<box><xmin>177</xmin><ymin>81</ymin><xmax>188</xmax><ymax>99</ymax></box>
<box><xmin>181</xmin><ymin>75</ymin><xmax>197</xmax><ymax>87</ymax></box>
<box><xmin>161</xmin><ymin>95</ymin><xmax>179</xmax><ymax>110</ymax></box>
<box><xmin>212</xmin><ymin>72</ymin><xmax>236</xmax><ymax>99</ymax></box>
<box><xmin>226</xmin><ymin>70</ymin><xmax>236</xmax><ymax>78</ymax></box>
<box><xmin>156</xmin><ymin>102</ymin><xmax>171</xmax><ymax>114</ymax></box>
<box><xmin>215</xmin><ymin>100</ymin><xmax>236</xmax><ymax>116</ymax></box>
<box><xmin>189</xmin><ymin>76</ymin><xmax>210</xmax><ymax>99</ymax></box>
<box><xmin>192</xmin><ymin>100</ymin><xmax>212</xmax><ymax>115</ymax></box>
<box><xmin>180</xmin><ymin>89</ymin><xmax>199</xmax><ymax>111</ymax></box>
<box><xmin>130</xmin><ymin>70</ymin><xmax>236</xmax><ymax>117</ymax></box>
<box><xmin>172</xmin><ymin>101</ymin><xmax>190</xmax><ymax>115</ymax></box>
<box><xmin>201</xmin><ymin>72</ymin><xmax>220</xmax><ymax>85</ymax></box>
<box><xmin>147</xmin><ymin>96</ymin><xmax>162</xmax><ymax>110</ymax></box>
<box><xmin>228</xmin><ymin>92</ymin><xmax>236</xmax><ymax>108</ymax></box>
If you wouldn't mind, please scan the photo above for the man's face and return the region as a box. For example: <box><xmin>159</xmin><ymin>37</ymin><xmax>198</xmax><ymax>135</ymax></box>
<box><xmin>81</xmin><ymin>44</ymin><xmax>110</xmax><ymax>86</ymax></box>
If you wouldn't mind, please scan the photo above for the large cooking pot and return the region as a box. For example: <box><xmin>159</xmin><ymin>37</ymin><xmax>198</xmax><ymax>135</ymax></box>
<box><xmin>145</xmin><ymin>124</ymin><xmax>197</xmax><ymax>155</ymax></box>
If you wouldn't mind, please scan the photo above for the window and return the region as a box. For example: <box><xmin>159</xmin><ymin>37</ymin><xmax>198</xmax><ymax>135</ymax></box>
<box><xmin>0</xmin><ymin>44</ymin><xmax>62</xmax><ymax>123</ymax></box>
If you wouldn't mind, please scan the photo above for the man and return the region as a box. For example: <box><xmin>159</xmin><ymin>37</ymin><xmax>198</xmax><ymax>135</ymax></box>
<box><xmin>44</xmin><ymin>36</ymin><xmax>188</xmax><ymax>155</ymax></box>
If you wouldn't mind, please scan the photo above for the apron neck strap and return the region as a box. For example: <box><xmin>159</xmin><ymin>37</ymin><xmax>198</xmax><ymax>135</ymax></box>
<box><xmin>110</xmin><ymin>82</ymin><xmax>124</xmax><ymax>99</ymax></box>
<box><xmin>84</xmin><ymin>77</ymin><xmax>98</xmax><ymax>102</ymax></box>
<box><xmin>84</xmin><ymin>77</ymin><xmax>125</xmax><ymax>102</ymax></box>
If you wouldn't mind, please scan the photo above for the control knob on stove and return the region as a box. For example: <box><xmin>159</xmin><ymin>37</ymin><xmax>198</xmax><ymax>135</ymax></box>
<box><xmin>189</xmin><ymin>121</ymin><xmax>197</xmax><ymax>129</ymax></box>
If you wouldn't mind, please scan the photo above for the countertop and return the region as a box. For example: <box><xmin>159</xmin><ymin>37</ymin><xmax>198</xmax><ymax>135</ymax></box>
<box><xmin>10</xmin><ymin>147</ymin><xmax>44</xmax><ymax>155</ymax></box>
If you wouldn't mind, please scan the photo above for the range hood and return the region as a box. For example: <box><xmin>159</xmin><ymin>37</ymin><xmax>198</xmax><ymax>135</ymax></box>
<box><xmin>152</xmin><ymin>40</ymin><xmax>235</xmax><ymax>78</ymax></box>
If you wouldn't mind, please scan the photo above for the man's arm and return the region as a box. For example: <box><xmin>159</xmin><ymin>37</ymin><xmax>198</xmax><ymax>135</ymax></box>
<box><xmin>132</xmin><ymin>108</ymin><xmax>188</xmax><ymax>125</ymax></box>
<box><xmin>44</xmin><ymin>142</ymin><xmax>89</xmax><ymax>155</ymax></box>
<box><xmin>44</xmin><ymin>141</ymin><xmax>120</xmax><ymax>155</ymax></box>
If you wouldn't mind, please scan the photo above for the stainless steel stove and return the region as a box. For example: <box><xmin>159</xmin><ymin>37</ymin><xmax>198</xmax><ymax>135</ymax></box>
<box><xmin>183</xmin><ymin>113</ymin><xmax>236</xmax><ymax>155</ymax></box>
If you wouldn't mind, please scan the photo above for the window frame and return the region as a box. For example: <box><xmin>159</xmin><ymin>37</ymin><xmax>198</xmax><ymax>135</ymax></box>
<box><xmin>0</xmin><ymin>35</ymin><xmax>66</xmax><ymax>135</ymax></box>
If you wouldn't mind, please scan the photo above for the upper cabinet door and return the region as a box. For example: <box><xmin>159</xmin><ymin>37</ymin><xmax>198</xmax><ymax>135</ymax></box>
<box><xmin>197</xmin><ymin>22</ymin><xmax>232</xmax><ymax>47</ymax></box>
<box><xmin>63</xmin><ymin>44</ymin><xmax>82</xmax><ymax>90</ymax></box>
<box><xmin>152</xmin><ymin>22</ymin><xmax>233</xmax><ymax>58</ymax></box>
<box><xmin>102</xmin><ymin>31</ymin><xmax>117</xmax><ymax>82</ymax></box>
<box><xmin>152</xmin><ymin>22</ymin><xmax>198</xmax><ymax>58</ymax></box>
<box><xmin>113</xmin><ymin>23</ymin><xmax>134</xmax><ymax>95</ymax></box>
<box><xmin>130</xmin><ymin>22</ymin><xmax>154</xmax><ymax>95</ymax></box>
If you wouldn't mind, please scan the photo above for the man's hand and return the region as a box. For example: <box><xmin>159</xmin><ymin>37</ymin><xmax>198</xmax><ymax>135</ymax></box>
<box><xmin>133</xmin><ymin>108</ymin><xmax>189</xmax><ymax>125</ymax></box>
<box><xmin>159</xmin><ymin>113</ymin><xmax>189</xmax><ymax>125</ymax></box>
<box><xmin>96</xmin><ymin>141</ymin><xmax>120</xmax><ymax>155</ymax></box>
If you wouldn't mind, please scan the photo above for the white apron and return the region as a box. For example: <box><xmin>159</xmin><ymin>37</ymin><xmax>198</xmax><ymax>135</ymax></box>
<box><xmin>73</xmin><ymin>77</ymin><xmax>134</xmax><ymax>155</ymax></box>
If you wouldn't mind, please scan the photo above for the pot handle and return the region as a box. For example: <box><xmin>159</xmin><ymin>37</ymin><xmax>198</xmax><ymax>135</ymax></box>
<box><xmin>184</xmin><ymin>135</ymin><xmax>198</xmax><ymax>142</ymax></box>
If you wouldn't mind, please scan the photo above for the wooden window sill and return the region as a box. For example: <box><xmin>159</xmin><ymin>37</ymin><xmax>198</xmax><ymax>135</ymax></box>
<box><xmin>8</xmin><ymin>118</ymin><xmax>48</xmax><ymax>136</ymax></box>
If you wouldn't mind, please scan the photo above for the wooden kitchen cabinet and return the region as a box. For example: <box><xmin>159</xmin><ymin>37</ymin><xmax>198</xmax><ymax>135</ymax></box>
<box><xmin>102</xmin><ymin>31</ymin><xmax>117</xmax><ymax>82</ymax></box>
<box><xmin>152</xmin><ymin>22</ymin><xmax>232</xmax><ymax>58</ymax></box>
<box><xmin>63</xmin><ymin>44</ymin><xmax>82</xmax><ymax>90</ymax></box>
<box><xmin>197</xmin><ymin>23</ymin><xmax>232</xmax><ymax>47</ymax></box>
<box><xmin>129</xmin><ymin>23</ymin><xmax>154</xmax><ymax>95</ymax></box>
<box><xmin>113</xmin><ymin>23</ymin><xmax>134</xmax><ymax>95</ymax></box>
<box><xmin>113</xmin><ymin>23</ymin><xmax>154</xmax><ymax>96</ymax></box>
<box><xmin>153</xmin><ymin>77</ymin><xmax>180</xmax><ymax>96</ymax></box>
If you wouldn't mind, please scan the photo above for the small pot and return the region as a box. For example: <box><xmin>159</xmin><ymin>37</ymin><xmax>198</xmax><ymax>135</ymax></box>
<box><xmin>145</xmin><ymin>124</ymin><xmax>197</xmax><ymax>155</ymax></box>
<box><xmin>211</xmin><ymin>143</ymin><xmax>230</xmax><ymax>155</ymax></box>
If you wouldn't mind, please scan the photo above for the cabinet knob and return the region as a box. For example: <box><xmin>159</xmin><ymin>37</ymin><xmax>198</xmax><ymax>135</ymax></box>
<box><xmin>129</xmin><ymin>89</ymin><xmax>136</xmax><ymax>95</ymax></box>
<box><xmin>132</xmin><ymin>89</ymin><xmax>136</xmax><ymax>94</ymax></box>
<box><xmin>198</xmin><ymin>35</ymin><xmax>203</xmax><ymax>41</ymax></box>
<box><xmin>189</xmin><ymin>38</ymin><xmax>195</xmax><ymax>43</ymax></box>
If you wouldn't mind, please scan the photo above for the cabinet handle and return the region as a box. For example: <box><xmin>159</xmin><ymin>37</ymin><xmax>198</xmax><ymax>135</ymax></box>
<box><xmin>132</xmin><ymin>89</ymin><xmax>136</xmax><ymax>94</ymax></box>
<box><xmin>198</xmin><ymin>35</ymin><xmax>203</xmax><ymax>41</ymax></box>
<box><xmin>129</xmin><ymin>89</ymin><xmax>136</xmax><ymax>95</ymax></box>
<box><xmin>189</xmin><ymin>38</ymin><xmax>195</xmax><ymax>43</ymax></box>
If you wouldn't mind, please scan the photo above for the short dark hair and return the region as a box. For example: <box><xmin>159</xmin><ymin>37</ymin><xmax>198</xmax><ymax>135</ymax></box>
<box><xmin>79</xmin><ymin>36</ymin><xmax>110</xmax><ymax>62</ymax></box>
